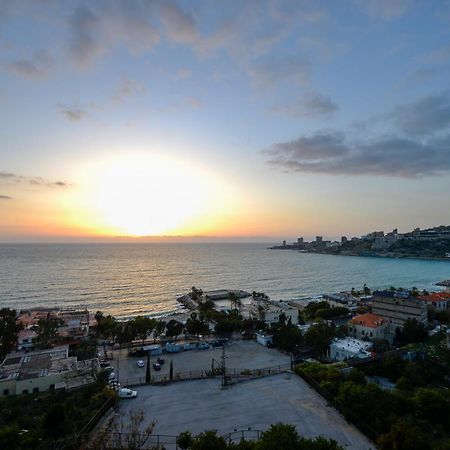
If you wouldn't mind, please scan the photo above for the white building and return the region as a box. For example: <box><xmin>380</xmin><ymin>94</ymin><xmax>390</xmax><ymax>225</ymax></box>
<box><xmin>255</xmin><ymin>332</ymin><xmax>273</xmax><ymax>347</ymax></box>
<box><xmin>0</xmin><ymin>346</ymin><xmax>100</xmax><ymax>396</ymax></box>
<box><xmin>329</xmin><ymin>338</ymin><xmax>373</xmax><ymax>362</ymax></box>
<box><xmin>251</xmin><ymin>298</ymin><xmax>299</xmax><ymax>326</ymax></box>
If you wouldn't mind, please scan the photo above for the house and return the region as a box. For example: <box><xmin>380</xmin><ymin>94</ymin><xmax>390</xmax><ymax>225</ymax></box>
<box><xmin>255</xmin><ymin>332</ymin><xmax>273</xmax><ymax>347</ymax></box>
<box><xmin>17</xmin><ymin>329</ymin><xmax>38</xmax><ymax>351</ymax></box>
<box><xmin>417</xmin><ymin>292</ymin><xmax>450</xmax><ymax>311</ymax></box>
<box><xmin>329</xmin><ymin>338</ymin><xmax>372</xmax><ymax>362</ymax></box>
<box><xmin>251</xmin><ymin>298</ymin><xmax>298</xmax><ymax>325</ymax></box>
<box><xmin>0</xmin><ymin>346</ymin><xmax>100</xmax><ymax>396</ymax></box>
<box><xmin>348</xmin><ymin>313</ymin><xmax>388</xmax><ymax>341</ymax></box>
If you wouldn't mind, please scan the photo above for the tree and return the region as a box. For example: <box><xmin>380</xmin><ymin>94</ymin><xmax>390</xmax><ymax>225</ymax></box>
<box><xmin>165</xmin><ymin>320</ymin><xmax>184</xmax><ymax>339</ymax></box>
<box><xmin>198</xmin><ymin>299</ymin><xmax>215</xmax><ymax>320</ymax></box>
<box><xmin>190</xmin><ymin>430</ymin><xmax>228</xmax><ymax>450</ymax></box>
<box><xmin>35</xmin><ymin>315</ymin><xmax>62</xmax><ymax>347</ymax></box>
<box><xmin>89</xmin><ymin>410</ymin><xmax>156</xmax><ymax>450</ymax></box>
<box><xmin>363</xmin><ymin>284</ymin><xmax>371</xmax><ymax>296</ymax></box>
<box><xmin>395</xmin><ymin>319</ymin><xmax>427</xmax><ymax>345</ymax></box>
<box><xmin>272</xmin><ymin>322</ymin><xmax>302</xmax><ymax>352</ymax></box>
<box><xmin>145</xmin><ymin>352</ymin><xmax>151</xmax><ymax>383</ymax></box>
<box><xmin>185</xmin><ymin>313</ymin><xmax>209</xmax><ymax>336</ymax></box>
<box><xmin>177</xmin><ymin>431</ymin><xmax>193</xmax><ymax>449</ymax></box>
<box><xmin>228</xmin><ymin>292</ymin><xmax>241</xmax><ymax>311</ymax></box>
<box><xmin>0</xmin><ymin>308</ymin><xmax>23</xmax><ymax>360</ymax></box>
<box><xmin>304</xmin><ymin>322</ymin><xmax>335</xmax><ymax>357</ymax></box>
<box><xmin>377</xmin><ymin>421</ymin><xmax>430</xmax><ymax>450</ymax></box>
<box><xmin>169</xmin><ymin>360</ymin><xmax>174</xmax><ymax>380</ymax></box>
<box><xmin>132</xmin><ymin>316</ymin><xmax>156</xmax><ymax>344</ymax></box>
<box><xmin>153</xmin><ymin>320</ymin><xmax>165</xmax><ymax>342</ymax></box>
<box><xmin>42</xmin><ymin>404</ymin><xmax>72</xmax><ymax>439</ymax></box>
<box><xmin>190</xmin><ymin>287</ymin><xmax>204</xmax><ymax>302</ymax></box>
<box><xmin>96</xmin><ymin>315</ymin><xmax>118</xmax><ymax>341</ymax></box>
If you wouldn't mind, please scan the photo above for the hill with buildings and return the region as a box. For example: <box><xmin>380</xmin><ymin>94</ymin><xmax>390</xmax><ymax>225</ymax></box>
<box><xmin>272</xmin><ymin>226</ymin><xmax>450</xmax><ymax>260</ymax></box>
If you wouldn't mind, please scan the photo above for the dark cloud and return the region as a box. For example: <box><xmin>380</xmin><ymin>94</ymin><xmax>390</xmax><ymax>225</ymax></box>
<box><xmin>0</xmin><ymin>171</ymin><xmax>69</xmax><ymax>187</ymax></box>
<box><xmin>0</xmin><ymin>194</ymin><xmax>12</xmax><ymax>199</ymax></box>
<box><xmin>391</xmin><ymin>92</ymin><xmax>450</xmax><ymax>137</ymax></box>
<box><xmin>68</xmin><ymin>2</ymin><xmax>159</xmax><ymax>68</ymax></box>
<box><xmin>270</xmin><ymin>93</ymin><xmax>338</xmax><ymax>118</ymax></box>
<box><xmin>57</xmin><ymin>103</ymin><xmax>88</xmax><ymax>122</ymax></box>
<box><xmin>6</xmin><ymin>49</ymin><xmax>54</xmax><ymax>78</ymax></box>
<box><xmin>264</xmin><ymin>132</ymin><xmax>450</xmax><ymax>178</ymax></box>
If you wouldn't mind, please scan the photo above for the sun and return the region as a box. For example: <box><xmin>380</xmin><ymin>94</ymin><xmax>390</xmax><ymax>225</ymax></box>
<box><xmin>91</xmin><ymin>155</ymin><xmax>214</xmax><ymax>236</ymax></box>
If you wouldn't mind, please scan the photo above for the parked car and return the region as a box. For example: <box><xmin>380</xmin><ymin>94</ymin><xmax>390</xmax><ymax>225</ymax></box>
<box><xmin>108</xmin><ymin>372</ymin><xmax>116</xmax><ymax>381</ymax></box>
<box><xmin>136</xmin><ymin>360</ymin><xmax>144</xmax><ymax>368</ymax></box>
<box><xmin>118</xmin><ymin>388</ymin><xmax>137</xmax><ymax>399</ymax></box>
<box><xmin>198</xmin><ymin>342</ymin><xmax>210</xmax><ymax>350</ymax></box>
<box><xmin>157</xmin><ymin>357</ymin><xmax>164</xmax><ymax>365</ymax></box>
<box><xmin>153</xmin><ymin>362</ymin><xmax>161</xmax><ymax>371</ymax></box>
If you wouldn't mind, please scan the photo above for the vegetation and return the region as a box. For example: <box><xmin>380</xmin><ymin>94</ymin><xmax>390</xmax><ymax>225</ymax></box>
<box><xmin>302</xmin><ymin>302</ymin><xmax>349</xmax><ymax>321</ymax></box>
<box><xmin>34</xmin><ymin>315</ymin><xmax>63</xmax><ymax>348</ymax></box>
<box><xmin>296</xmin><ymin>349</ymin><xmax>450</xmax><ymax>449</ymax></box>
<box><xmin>0</xmin><ymin>377</ymin><xmax>115</xmax><ymax>449</ymax></box>
<box><xmin>176</xmin><ymin>424</ymin><xmax>343</xmax><ymax>450</ymax></box>
<box><xmin>0</xmin><ymin>308</ymin><xmax>23</xmax><ymax>360</ymax></box>
<box><xmin>394</xmin><ymin>318</ymin><xmax>428</xmax><ymax>346</ymax></box>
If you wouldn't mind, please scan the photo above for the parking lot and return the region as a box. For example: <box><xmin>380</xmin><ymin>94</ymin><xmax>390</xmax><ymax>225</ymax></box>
<box><xmin>117</xmin><ymin>373</ymin><xmax>375</xmax><ymax>450</ymax></box>
<box><xmin>107</xmin><ymin>340</ymin><xmax>291</xmax><ymax>385</ymax></box>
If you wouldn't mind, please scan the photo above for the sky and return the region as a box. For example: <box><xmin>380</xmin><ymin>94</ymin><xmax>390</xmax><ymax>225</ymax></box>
<box><xmin>1</xmin><ymin>0</ymin><xmax>450</xmax><ymax>242</ymax></box>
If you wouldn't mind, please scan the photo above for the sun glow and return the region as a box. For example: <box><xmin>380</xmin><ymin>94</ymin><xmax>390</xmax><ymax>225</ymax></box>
<box><xmin>79</xmin><ymin>154</ymin><xmax>226</xmax><ymax>236</ymax></box>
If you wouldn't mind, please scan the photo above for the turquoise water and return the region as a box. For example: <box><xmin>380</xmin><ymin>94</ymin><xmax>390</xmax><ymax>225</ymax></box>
<box><xmin>0</xmin><ymin>243</ymin><xmax>449</xmax><ymax>318</ymax></box>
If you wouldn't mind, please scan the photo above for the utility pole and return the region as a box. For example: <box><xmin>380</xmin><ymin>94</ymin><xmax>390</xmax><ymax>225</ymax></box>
<box><xmin>221</xmin><ymin>345</ymin><xmax>227</xmax><ymax>388</ymax></box>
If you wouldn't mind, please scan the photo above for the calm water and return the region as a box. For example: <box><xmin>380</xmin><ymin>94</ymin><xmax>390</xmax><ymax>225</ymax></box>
<box><xmin>0</xmin><ymin>243</ymin><xmax>449</xmax><ymax>318</ymax></box>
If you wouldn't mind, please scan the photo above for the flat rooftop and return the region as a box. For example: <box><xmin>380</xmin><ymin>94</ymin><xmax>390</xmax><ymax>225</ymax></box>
<box><xmin>118</xmin><ymin>374</ymin><xmax>374</xmax><ymax>450</ymax></box>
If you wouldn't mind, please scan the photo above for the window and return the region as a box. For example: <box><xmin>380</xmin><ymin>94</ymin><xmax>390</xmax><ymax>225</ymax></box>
<box><xmin>3</xmin><ymin>389</ymin><xmax>9</xmax><ymax>396</ymax></box>
<box><xmin>33</xmin><ymin>387</ymin><xmax>39</xmax><ymax>393</ymax></box>
<box><xmin>22</xmin><ymin>389</ymin><xmax>29</xmax><ymax>394</ymax></box>
<box><xmin>49</xmin><ymin>384</ymin><xmax>55</xmax><ymax>390</ymax></box>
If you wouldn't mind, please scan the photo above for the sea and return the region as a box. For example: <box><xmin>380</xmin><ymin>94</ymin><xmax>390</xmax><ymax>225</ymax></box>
<box><xmin>0</xmin><ymin>243</ymin><xmax>449</xmax><ymax>319</ymax></box>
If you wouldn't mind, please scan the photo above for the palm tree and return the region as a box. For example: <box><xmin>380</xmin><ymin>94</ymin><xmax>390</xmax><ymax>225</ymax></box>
<box><xmin>228</xmin><ymin>292</ymin><xmax>241</xmax><ymax>311</ymax></box>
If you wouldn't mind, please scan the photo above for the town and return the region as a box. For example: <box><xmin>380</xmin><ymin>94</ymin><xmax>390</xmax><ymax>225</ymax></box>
<box><xmin>1</xmin><ymin>282</ymin><xmax>449</xmax><ymax>449</ymax></box>
<box><xmin>272</xmin><ymin>225</ymin><xmax>450</xmax><ymax>259</ymax></box>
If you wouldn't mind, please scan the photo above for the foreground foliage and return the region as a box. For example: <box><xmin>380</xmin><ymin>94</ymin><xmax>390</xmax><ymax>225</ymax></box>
<box><xmin>0</xmin><ymin>379</ymin><xmax>115</xmax><ymax>449</ymax></box>
<box><xmin>296</xmin><ymin>352</ymin><xmax>450</xmax><ymax>449</ymax></box>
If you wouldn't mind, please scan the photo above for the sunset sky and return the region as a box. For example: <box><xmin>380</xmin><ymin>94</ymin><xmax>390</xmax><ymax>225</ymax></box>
<box><xmin>1</xmin><ymin>0</ymin><xmax>450</xmax><ymax>242</ymax></box>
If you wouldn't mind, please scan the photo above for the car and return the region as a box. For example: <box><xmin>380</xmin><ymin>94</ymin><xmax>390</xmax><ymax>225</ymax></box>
<box><xmin>118</xmin><ymin>388</ymin><xmax>137</xmax><ymax>399</ymax></box>
<box><xmin>153</xmin><ymin>362</ymin><xmax>161</xmax><ymax>371</ymax></box>
<box><xmin>156</xmin><ymin>357</ymin><xmax>164</xmax><ymax>365</ymax></box>
<box><xmin>198</xmin><ymin>342</ymin><xmax>210</xmax><ymax>350</ymax></box>
<box><xmin>108</xmin><ymin>372</ymin><xmax>116</xmax><ymax>381</ymax></box>
<box><xmin>136</xmin><ymin>360</ymin><xmax>144</xmax><ymax>368</ymax></box>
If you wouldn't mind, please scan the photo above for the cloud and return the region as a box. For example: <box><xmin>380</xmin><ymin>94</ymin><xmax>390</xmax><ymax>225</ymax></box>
<box><xmin>249</xmin><ymin>54</ymin><xmax>311</xmax><ymax>87</ymax></box>
<box><xmin>0</xmin><ymin>171</ymin><xmax>69</xmax><ymax>187</ymax></box>
<box><xmin>390</xmin><ymin>92</ymin><xmax>450</xmax><ymax>137</ymax></box>
<box><xmin>159</xmin><ymin>2</ymin><xmax>198</xmax><ymax>45</ymax></box>
<box><xmin>112</xmin><ymin>76</ymin><xmax>146</xmax><ymax>102</ymax></box>
<box><xmin>419</xmin><ymin>45</ymin><xmax>450</xmax><ymax>65</ymax></box>
<box><xmin>0</xmin><ymin>195</ymin><xmax>12</xmax><ymax>200</ymax></box>
<box><xmin>6</xmin><ymin>49</ymin><xmax>54</xmax><ymax>78</ymax></box>
<box><xmin>68</xmin><ymin>2</ymin><xmax>160</xmax><ymax>68</ymax></box>
<box><xmin>264</xmin><ymin>131</ymin><xmax>450</xmax><ymax>178</ymax></box>
<box><xmin>270</xmin><ymin>92</ymin><xmax>338</xmax><ymax>118</ymax></box>
<box><xmin>159</xmin><ymin>96</ymin><xmax>202</xmax><ymax>113</ymax></box>
<box><xmin>352</xmin><ymin>0</ymin><xmax>412</xmax><ymax>20</ymax></box>
<box><xmin>57</xmin><ymin>103</ymin><xmax>88</xmax><ymax>122</ymax></box>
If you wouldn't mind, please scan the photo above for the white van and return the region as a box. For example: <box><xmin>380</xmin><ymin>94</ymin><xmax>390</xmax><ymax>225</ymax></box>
<box><xmin>118</xmin><ymin>388</ymin><xmax>137</xmax><ymax>399</ymax></box>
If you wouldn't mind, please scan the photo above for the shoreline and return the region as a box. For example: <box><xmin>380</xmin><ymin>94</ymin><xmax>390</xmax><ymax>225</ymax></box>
<box><xmin>270</xmin><ymin>247</ymin><xmax>450</xmax><ymax>263</ymax></box>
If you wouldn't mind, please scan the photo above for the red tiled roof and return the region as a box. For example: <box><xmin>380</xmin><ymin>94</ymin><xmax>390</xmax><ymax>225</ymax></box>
<box><xmin>418</xmin><ymin>292</ymin><xmax>450</xmax><ymax>303</ymax></box>
<box><xmin>349</xmin><ymin>313</ymin><xmax>386</xmax><ymax>328</ymax></box>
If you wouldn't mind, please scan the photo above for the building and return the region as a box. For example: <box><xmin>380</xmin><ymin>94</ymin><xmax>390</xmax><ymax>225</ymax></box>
<box><xmin>323</xmin><ymin>292</ymin><xmax>359</xmax><ymax>308</ymax></box>
<box><xmin>372</xmin><ymin>290</ymin><xmax>428</xmax><ymax>330</ymax></box>
<box><xmin>348</xmin><ymin>313</ymin><xmax>388</xmax><ymax>340</ymax></box>
<box><xmin>417</xmin><ymin>292</ymin><xmax>450</xmax><ymax>311</ymax></box>
<box><xmin>17</xmin><ymin>329</ymin><xmax>38</xmax><ymax>351</ymax></box>
<box><xmin>255</xmin><ymin>332</ymin><xmax>273</xmax><ymax>347</ymax></box>
<box><xmin>329</xmin><ymin>338</ymin><xmax>372</xmax><ymax>361</ymax></box>
<box><xmin>251</xmin><ymin>298</ymin><xmax>299</xmax><ymax>325</ymax></box>
<box><xmin>0</xmin><ymin>346</ymin><xmax>100</xmax><ymax>396</ymax></box>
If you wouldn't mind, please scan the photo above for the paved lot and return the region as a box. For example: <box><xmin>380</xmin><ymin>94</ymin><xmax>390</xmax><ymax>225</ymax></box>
<box><xmin>118</xmin><ymin>373</ymin><xmax>375</xmax><ymax>450</ymax></box>
<box><xmin>108</xmin><ymin>340</ymin><xmax>291</xmax><ymax>384</ymax></box>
